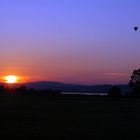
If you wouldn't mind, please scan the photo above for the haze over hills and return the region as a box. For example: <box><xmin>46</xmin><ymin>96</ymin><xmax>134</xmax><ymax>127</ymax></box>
<box><xmin>0</xmin><ymin>81</ymin><xmax>131</xmax><ymax>93</ymax></box>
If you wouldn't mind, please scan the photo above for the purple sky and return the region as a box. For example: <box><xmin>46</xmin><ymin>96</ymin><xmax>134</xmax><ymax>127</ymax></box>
<box><xmin>0</xmin><ymin>0</ymin><xmax>140</xmax><ymax>84</ymax></box>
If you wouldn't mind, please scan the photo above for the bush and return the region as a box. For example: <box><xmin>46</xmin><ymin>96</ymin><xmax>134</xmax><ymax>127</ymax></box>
<box><xmin>108</xmin><ymin>86</ymin><xmax>122</xmax><ymax>97</ymax></box>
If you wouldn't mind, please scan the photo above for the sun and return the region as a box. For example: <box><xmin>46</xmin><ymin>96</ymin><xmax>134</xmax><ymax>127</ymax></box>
<box><xmin>4</xmin><ymin>75</ymin><xmax>19</xmax><ymax>84</ymax></box>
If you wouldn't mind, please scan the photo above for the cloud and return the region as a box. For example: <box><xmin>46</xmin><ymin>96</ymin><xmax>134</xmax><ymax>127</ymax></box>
<box><xmin>105</xmin><ymin>72</ymin><xmax>127</xmax><ymax>79</ymax></box>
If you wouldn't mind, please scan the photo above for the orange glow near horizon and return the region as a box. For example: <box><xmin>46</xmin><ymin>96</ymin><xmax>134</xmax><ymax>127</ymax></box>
<box><xmin>3</xmin><ymin>75</ymin><xmax>19</xmax><ymax>84</ymax></box>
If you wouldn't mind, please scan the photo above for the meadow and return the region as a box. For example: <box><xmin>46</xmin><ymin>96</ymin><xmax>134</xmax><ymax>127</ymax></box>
<box><xmin>0</xmin><ymin>95</ymin><xmax>140</xmax><ymax>140</ymax></box>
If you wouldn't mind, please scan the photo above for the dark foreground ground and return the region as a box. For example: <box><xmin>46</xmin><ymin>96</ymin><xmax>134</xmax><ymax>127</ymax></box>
<box><xmin>0</xmin><ymin>95</ymin><xmax>140</xmax><ymax>140</ymax></box>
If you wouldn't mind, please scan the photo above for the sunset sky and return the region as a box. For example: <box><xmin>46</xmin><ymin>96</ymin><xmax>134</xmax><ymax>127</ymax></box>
<box><xmin>0</xmin><ymin>0</ymin><xmax>140</xmax><ymax>84</ymax></box>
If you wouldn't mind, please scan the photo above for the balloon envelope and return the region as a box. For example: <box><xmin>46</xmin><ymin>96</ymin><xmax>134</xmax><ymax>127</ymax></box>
<box><xmin>134</xmin><ymin>26</ymin><xmax>138</xmax><ymax>31</ymax></box>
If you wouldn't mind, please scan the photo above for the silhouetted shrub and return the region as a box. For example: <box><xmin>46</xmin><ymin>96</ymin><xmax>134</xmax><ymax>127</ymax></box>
<box><xmin>0</xmin><ymin>86</ymin><xmax>5</xmax><ymax>95</ymax></box>
<box><xmin>108</xmin><ymin>86</ymin><xmax>122</xmax><ymax>97</ymax></box>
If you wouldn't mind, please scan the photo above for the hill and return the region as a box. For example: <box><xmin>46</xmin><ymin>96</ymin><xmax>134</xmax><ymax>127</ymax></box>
<box><xmin>22</xmin><ymin>81</ymin><xmax>131</xmax><ymax>93</ymax></box>
<box><xmin>0</xmin><ymin>81</ymin><xmax>131</xmax><ymax>93</ymax></box>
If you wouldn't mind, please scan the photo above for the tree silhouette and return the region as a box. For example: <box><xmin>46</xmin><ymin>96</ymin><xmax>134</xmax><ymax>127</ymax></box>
<box><xmin>108</xmin><ymin>86</ymin><xmax>122</xmax><ymax>97</ymax></box>
<box><xmin>129</xmin><ymin>69</ymin><xmax>140</xmax><ymax>96</ymax></box>
<box><xmin>0</xmin><ymin>86</ymin><xmax>5</xmax><ymax>95</ymax></box>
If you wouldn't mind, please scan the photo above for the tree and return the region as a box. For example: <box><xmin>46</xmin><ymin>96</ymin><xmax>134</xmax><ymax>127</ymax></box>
<box><xmin>129</xmin><ymin>69</ymin><xmax>140</xmax><ymax>96</ymax></box>
<box><xmin>108</xmin><ymin>86</ymin><xmax>122</xmax><ymax>97</ymax></box>
<box><xmin>0</xmin><ymin>86</ymin><xmax>5</xmax><ymax>95</ymax></box>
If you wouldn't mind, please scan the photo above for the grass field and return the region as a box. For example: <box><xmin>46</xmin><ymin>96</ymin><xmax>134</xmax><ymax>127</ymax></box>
<box><xmin>0</xmin><ymin>95</ymin><xmax>140</xmax><ymax>140</ymax></box>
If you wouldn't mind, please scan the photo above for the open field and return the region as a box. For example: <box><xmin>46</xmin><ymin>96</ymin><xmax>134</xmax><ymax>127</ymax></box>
<box><xmin>0</xmin><ymin>95</ymin><xmax>140</xmax><ymax>140</ymax></box>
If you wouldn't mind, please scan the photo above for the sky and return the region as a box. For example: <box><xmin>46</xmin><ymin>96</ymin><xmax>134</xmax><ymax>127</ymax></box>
<box><xmin>0</xmin><ymin>0</ymin><xmax>140</xmax><ymax>84</ymax></box>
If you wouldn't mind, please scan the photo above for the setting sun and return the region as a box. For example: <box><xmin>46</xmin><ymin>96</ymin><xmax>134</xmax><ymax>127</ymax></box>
<box><xmin>4</xmin><ymin>75</ymin><xmax>19</xmax><ymax>84</ymax></box>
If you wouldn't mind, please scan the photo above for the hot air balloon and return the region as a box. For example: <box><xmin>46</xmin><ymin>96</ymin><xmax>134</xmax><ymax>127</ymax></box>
<box><xmin>134</xmin><ymin>26</ymin><xmax>138</xmax><ymax>31</ymax></box>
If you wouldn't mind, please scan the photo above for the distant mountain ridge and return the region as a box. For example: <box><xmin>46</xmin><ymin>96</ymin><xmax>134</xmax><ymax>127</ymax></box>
<box><xmin>0</xmin><ymin>81</ymin><xmax>131</xmax><ymax>93</ymax></box>
<box><xmin>23</xmin><ymin>81</ymin><xmax>131</xmax><ymax>93</ymax></box>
